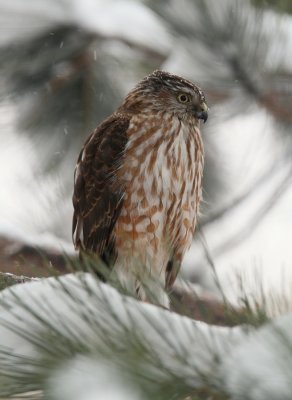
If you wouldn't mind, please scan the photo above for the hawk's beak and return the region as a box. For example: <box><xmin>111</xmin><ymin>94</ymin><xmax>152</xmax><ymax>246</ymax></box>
<box><xmin>195</xmin><ymin>102</ymin><xmax>208</xmax><ymax>123</ymax></box>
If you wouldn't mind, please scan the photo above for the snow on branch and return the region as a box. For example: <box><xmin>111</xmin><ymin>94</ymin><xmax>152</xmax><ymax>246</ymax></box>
<box><xmin>0</xmin><ymin>273</ymin><xmax>246</xmax><ymax>398</ymax></box>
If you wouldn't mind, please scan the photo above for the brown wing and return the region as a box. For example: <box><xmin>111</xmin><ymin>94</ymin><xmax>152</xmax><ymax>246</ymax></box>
<box><xmin>72</xmin><ymin>113</ymin><xmax>130</xmax><ymax>264</ymax></box>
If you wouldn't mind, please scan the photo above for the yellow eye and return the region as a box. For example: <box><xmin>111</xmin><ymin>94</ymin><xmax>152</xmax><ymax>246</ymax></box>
<box><xmin>177</xmin><ymin>93</ymin><xmax>191</xmax><ymax>104</ymax></box>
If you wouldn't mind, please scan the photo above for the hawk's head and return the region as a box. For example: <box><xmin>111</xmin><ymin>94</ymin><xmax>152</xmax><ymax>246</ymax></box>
<box><xmin>121</xmin><ymin>70</ymin><xmax>208</xmax><ymax>123</ymax></box>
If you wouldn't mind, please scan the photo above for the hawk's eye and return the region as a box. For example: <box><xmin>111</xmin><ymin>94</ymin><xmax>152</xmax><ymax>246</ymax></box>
<box><xmin>177</xmin><ymin>93</ymin><xmax>191</xmax><ymax>104</ymax></box>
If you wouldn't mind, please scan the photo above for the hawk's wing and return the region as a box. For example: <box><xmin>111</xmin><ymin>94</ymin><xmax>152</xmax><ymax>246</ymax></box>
<box><xmin>72</xmin><ymin>113</ymin><xmax>130</xmax><ymax>263</ymax></box>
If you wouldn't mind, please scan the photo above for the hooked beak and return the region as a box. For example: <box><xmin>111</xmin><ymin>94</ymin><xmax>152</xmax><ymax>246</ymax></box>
<box><xmin>194</xmin><ymin>102</ymin><xmax>208</xmax><ymax>123</ymax></box>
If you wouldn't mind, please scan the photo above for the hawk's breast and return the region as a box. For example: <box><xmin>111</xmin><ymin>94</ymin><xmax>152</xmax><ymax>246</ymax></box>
<box><xmin>114</xmin><ymin>112</ymin><xmax>204</xmax><ymax>270</ymax></box>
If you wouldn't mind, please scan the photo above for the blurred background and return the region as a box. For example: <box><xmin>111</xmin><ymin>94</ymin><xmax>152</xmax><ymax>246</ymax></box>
<box><xmin>0</xmin><ymin>0</ymin><xmax>292</xmax><ymax>306</ymax></box>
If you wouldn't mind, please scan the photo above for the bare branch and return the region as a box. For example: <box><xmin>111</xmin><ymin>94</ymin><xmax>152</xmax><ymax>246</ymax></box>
<box><xmin>211</xmin><ymin>165</ymin><xmax>292</xmax><ymax>257</ymax></box>
<box><xmin>201</xmin><ymin>157</ymin><xmax>291</xmax><ymax>227</ymax></box>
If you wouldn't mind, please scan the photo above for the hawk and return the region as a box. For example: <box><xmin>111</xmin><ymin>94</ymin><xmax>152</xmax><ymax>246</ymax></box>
<box><xmin>72</xmin><ymin>70</ymin><xmax>208</xmax><ymax>306</ymax></box>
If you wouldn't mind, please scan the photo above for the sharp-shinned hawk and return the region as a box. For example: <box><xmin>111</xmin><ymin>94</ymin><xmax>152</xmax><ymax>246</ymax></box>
<box><xmin>72</xmin><ymin>70</ymin><xmax>208</xmax><ymax>306</ymax></box>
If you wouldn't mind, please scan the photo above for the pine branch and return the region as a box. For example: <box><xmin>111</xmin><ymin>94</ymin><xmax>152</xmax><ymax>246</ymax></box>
<box><xmin>0</xmin><ymin>273</ymin><xmax>247</xmax><ymax>398</ymax></box>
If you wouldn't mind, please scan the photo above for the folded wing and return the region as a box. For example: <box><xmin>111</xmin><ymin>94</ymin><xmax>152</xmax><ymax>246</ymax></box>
<box><xmin>72</xmin><ymin>113</ymin><xmax>130</xmax><ymax>264</ymax></box>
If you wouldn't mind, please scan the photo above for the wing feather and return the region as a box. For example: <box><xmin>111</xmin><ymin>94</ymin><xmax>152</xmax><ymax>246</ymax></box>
<box><xmin>72</xmin><ymin>113</ymin><xmax>130</xmax><ymax>264</ymax></box>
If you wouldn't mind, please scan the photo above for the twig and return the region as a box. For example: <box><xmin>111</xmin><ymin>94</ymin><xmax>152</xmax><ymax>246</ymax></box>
<box><xmin>0</xmin><ymin>272</ymin><xmax>38</xmax><ymax>291</ymax></box>
<box><xmin>212</xmin><ymin>165</ymin><xmax>292</xmax><ymax>257</ymax></box>
<box><xmin>201</xmin><ymin>157</ymin><xmax>291</xmax><ymax>227</ymax></box>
